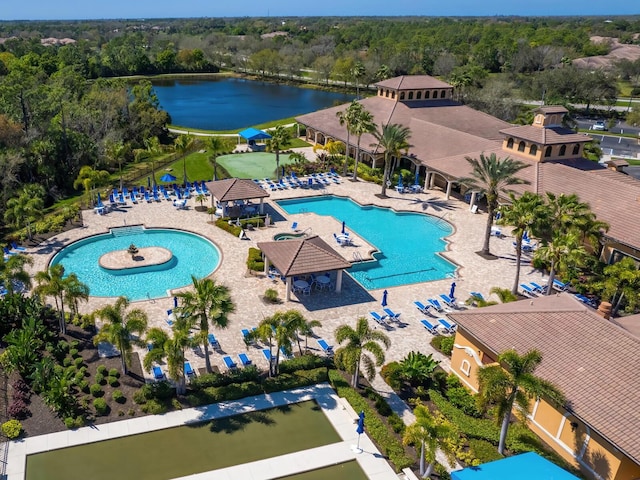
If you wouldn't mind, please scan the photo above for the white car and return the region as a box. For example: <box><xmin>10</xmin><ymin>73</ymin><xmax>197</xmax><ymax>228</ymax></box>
<box><xmin>592</xmin><ymin>121</ymin><xmax>607</xmax><ymax>131</ymax></box>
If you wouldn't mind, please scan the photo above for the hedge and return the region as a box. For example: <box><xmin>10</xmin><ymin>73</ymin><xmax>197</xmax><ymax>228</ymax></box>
<box><xmin>215</xmin><ymin>218</ymin><xmax>242</xmax><ymax>237</ymax></box>
<box><xmin>278</xmin><ymin>354</ymin><xmax>329</xmax><ymax>374</ymax></box>
<box><xmin>329</xmin><ymin>370</ymin><xmax>414</xmax><ymax>472</ymax></box>
<box><xmin>187</xmin><ymin>381</ymin><xmax>263</xmax><ymax>406</ymax></box>
<box><xmin>263</xmin><ymin>368</ymin><xmax>327</xmax><ymax>393</ymax></box>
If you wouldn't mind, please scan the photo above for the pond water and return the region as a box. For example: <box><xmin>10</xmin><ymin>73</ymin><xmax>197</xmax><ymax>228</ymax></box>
<box><xmin>152</xmin><ymin>77</ymin><xmax>354</xmax><ymax>130</ymax></box>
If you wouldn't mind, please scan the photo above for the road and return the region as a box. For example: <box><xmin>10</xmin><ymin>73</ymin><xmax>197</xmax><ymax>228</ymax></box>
<box><xmin>576</xmin><ymin>119</ymin><xmax>640</xmax><ymax>158</ymax></box>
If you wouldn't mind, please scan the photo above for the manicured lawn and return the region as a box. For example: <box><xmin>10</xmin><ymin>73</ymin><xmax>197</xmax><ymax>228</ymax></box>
<box><xmin>280</xmin><ymin>461</ymin><xmax>368</xmax><ymax>480</ymax></box>
<box><xmin>155</xmin><ymin>152</ymin><xmax>214</xmax><ymax>184</ymax></box>
<box><xmin>26</xmin><ymin>400</ymin><xmax>340</xmax><ymax>480</ymax></box>
<box><xmin>217</xmin><ymin>152</ymin><xmax>299</xmax><ymax>179</ymax></box>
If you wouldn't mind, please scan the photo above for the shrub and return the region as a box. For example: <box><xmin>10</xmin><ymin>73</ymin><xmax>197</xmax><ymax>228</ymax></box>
<box><xmin>1</xmin><ymin>420</ymin><xmax>22</xmax><ymax>439</ymax></box>
<box><xmin>12</xmin><ymin>379</ymin><xmax>30</xmax><ymax>395</ymax></box>
<box><xmin>247</xmin><ymin>247</ymin><xmax>265</xmax><ymax>272</ymax></box>
<box><xmin>171</xmin><ymin>398</ymin><xmax>183</xmax><ymax>410</ymax></box>
<box><xmin>447</xmin><ymin>386</ymin><xmax>482</xmax><ymax>418</ymax></box>
<box><xmin>108</xmin><ymin>369</ymin><xmax>120</xmax><ymax>378</ymax></box>
<box><xmin>133</xmin><ymin>389</ymin><xmax>148</xmax><ymax>405</ymax></box>
<box><xmin>187</xmin><ymin>382</ymin><xmax>263</xmax><ymax>406</ymax></box>
<box><xmin>141</xmin><ymin>399</ymin><xmax>169</xmax><ymax>415</ymax></box>
<box><xmin>79</xmin><ymin>380</ymin><xmax>90</xmax><ymax>393</ymax></box>
<box><xmin>69</xmin><ymin>348</ymin><xmax>79</xmax><ymax>358</ymax></box>
<box><xmin>97</xmin><ymin>365</ymin><xmax>108</xmax><ymax>375</ymax></box>
<box><xmin>215</xmin><ymin>218</ymin><xmax>241</xmax><ymax>237</ymax></box>
<box><xmin>8</xmin><ymin>399</ymin><xmax>30</xmax><ymax>420</ymax></box>
<box><xmin>107</xmin><ymin>376</ymin><xmax>120</xmax><ymax>387</ymax></box>
<box><xmin>279</xmin><ymin>355</ymin><xmax>328</xmax><ymax>374</ymax></box>
<box><xmin>62</xmin><ymin>357</ymin><xmax>72</xmax><ymax>367</ymax></box>
<box><xmin>93</xmin><ymin>398</ymin><xmax>109</xmax><ymax>415</ymax></box>
<box><xmin>388</xmin><ymin>413</ymin><xmax>406</xmax><ymax>434</ymax></box>
<box><xmin>135</xmin><ymin>380</ymin><xmax>175</xmax><ymax>404</ymax></box>
<box><xmin>431</xmin><ymin>336</ymin><xmax>454</xmax><ymax>356</ymax></box>
<box><xmin>94</xmin><ymin>373</ymin><xmax>105</xmax><ymax>385</ymax></box>
<box><xmin>263</xmin><ymin>368</ymin><xmax>328</xmax><ymax>393</ymax></box>
<box><xmin>74</xmin><ymin>357</ymin><xmax>85</xmax><ymax>368</ymax></box>
<box><xmin>64</xmin><ymin>417</ymin><xmax>76</xmax><ymax>429</ymax></box>
<box><xmin>380</xmin><ymin>361</ymin><xmax>403</xmax><ymax>391</ymax></box>
<box><xmin>374</xmin><ymin>396</ymin><xmax>393</xmax><ymax>417</ymax></box>
<box><xmin>90</xmin><ymin>384</ymin><xmax>104</xmax><ymax>397</ymax></box>
<box><xmin>191</xmin><ymin>366</ymin><xmax>260</xmax><ymax>389</ymax></box>
<box><xmin>263</xmin><ymin>288</ymin><xmax>279</xmax><ymax>303</ymax></box>
<box><xmin>112</xmin><ymin>390</ymin><xmax>125</xmax><ymax>403</ymax></box>
<box><xmin>468</xmin><ymin>438</ymin><xmax>504</xmax><ymax>464</ymax></box>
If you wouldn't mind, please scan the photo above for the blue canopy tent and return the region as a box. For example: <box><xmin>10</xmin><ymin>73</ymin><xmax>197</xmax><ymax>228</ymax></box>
<box><xmin>451</xmin><ymin>452</ymin><xmax>580</xmax><ymax>480</ymax></box>
<box><xmin>238</xmin><ymin>128</ymin><xmax>272</xmax><ymax>151</ymax></box>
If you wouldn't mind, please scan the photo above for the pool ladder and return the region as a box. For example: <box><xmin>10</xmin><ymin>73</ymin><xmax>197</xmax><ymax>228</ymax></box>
<box><xmin>352</xmin><ymin>252</ymin><xmax>363</xmax><ymax>262</ymax></box>
<box><xmin>301</xmin><ymin>227</ymin><xmax>313</xmax><ymax>237</ymax></box>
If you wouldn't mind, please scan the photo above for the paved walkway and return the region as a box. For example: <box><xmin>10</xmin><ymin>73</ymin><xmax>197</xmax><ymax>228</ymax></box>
<box><xmin>6</xmin><ymin>384</ymin><xmax>397</xmax><ymax>480</ymax></box>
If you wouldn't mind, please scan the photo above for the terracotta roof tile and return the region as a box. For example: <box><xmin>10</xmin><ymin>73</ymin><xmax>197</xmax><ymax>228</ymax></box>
<box><xmin>535</xmin><ymin>105</ymin><xmax>569</xmax><ymax>115</ymax></box>
<box><xmin>204</xmin><ymin>178</ymin><xmax>270</xmax><ymax>203</ymax></box>
<box><xmin>448</xmin><ymin>294</ymin><xmax>640</xmax><ymax>464</ymax></box>
<box><xmin>500</xmin><ymin>125</ymin><xmax>592</xmax><ymax>145</ymax></box>
<box><xmin>374</xmin><ymin>75</ymin><xmax>452</xmax><ymax>90</ymax></box>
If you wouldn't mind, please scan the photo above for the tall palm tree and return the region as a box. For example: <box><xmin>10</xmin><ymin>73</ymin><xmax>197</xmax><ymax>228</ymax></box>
<box><xmin>403</xmin><ymin>403</ymin><xmax>457</xmax><ymax>478</ymax></box>
<box><xmin>334</xmin><ymin>317</ymin><xmax>391</xmax><ymax>387</ymax></box>
<box><xmin>62</xmin><ymin>273</ymin><xmax>90</xmax><ymax>318</ymax></box>
<box><xmin>458</xmin><ymin>153</ymin><xmax>530</xmax><ymax>256</ymax></box>
<box><xmin>0</xmin><ymin>253</ymin><xmax>33</xmax><ymax>294</ymax></box>
<box><xmin>94</xmin><ymin>296</ymin><xmax>148</xmax><ymax>375</ymax></box>
<box><xmin>535</xmin><ymin>231</ymin><xmax>587</xmax><ymax>296</ymax></box>
<box><xmin>597</xmin><ymin>257</ymin><xmax>640</xmax><ymax>315</ymax></box>
<box><xmin>4</xmin><ymin>184</ymin><xmax>46</xmax><ymax>240</ymax></box>
<box><xmin>144</xmin><ymin>320</ymin><xmax>194</xmax><ymax>395</ymax></box>
<box><xmin>249</xmin><ymin>310</ymin><xmax>300</xmax><ymax>376</ymax></box>
<box><xmin>174</xmin><ymin>134</ymin><xmax>195</xmax><ymax>186</ymax></box>
<box><xmin>72</xmin><ymin>166</ymin><xmax>110</xmax><ymax>207</ymax></box>
<box><xmin>105</xmin><ymin>140</ymin><xmax>129</xmax><ymax>191</ymax></box>
<box><xmin>135</xmin><ymin>136</ymin><xmax>164</xmax><ymax>188</ymax></box>
<box><xmin>336</xmin><ymin>100</ymin><xmax>362</xmax><ymax>176</ymax></box>
<box><xmin>497</xmin><ymin>192</ymin><xmax>546</xmax><ymax>294</ymax></box>
<box><xmin>34</xmin><ymin>264</ymin><xmax>67</xmax><ymax>334</ymax></box>
<box><xmin>207</xmin><ymin>136</ymin><xmax>226</xmax><ymax>180</ymax></box>
<box><xmin>266</xmin><ymin>125</ymin><xmax>291</xmax><ymax>180</ymax></box>
<box><xmin>352</xmin><ymin>61</ymin><xmax>366</xmax><ymax>98</ymax></box>
<box><xmin>298</xmin><ymin>317</ymin><xmax>322</xmax><ymax>352</ymax></box>
<box><xmin>350</xmin><ymin>107</ymin><xmax>376</xmax><ymax>181</ymax></box>
<box><xmin>478</xmin><ymin>349</ymin><xmax>564</xmax><ymax>455</ymax></box>
<box><xmin>371</xmin><ymin>123</ymin><xmax>412</xmax><ymax>197</ymax></box>
<box><xmin>176</xmin><ymin>276</ymin><xmax>234</xmax><ymax>374</ymax></box>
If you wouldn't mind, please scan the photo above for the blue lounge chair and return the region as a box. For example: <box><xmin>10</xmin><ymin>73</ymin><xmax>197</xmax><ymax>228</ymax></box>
<box><xmin>439</xmin><ymin>294</ymin><xmax>456</xmax><ymax>308</ymax></box>
<box><xmin>280</xmin><ymin>346</ymin><xmax>291</xmax><ymax>359</ymax></box>
<box><xmin>520</xmin><ymin>283</ymin><xmax>538</xmax><ymax>297</ymax></box>
<box><xmin>162</xmin><ymin>189</ymin><xmax>170</xmax><ymax>200</ymax></box>
<box><xmin>238</xmin><ymin>353</ymin><xmax>252</xmax><ymax>366</ymax></box>
<box><xmin>529</xmin><ymin>282</ymin><xmax>546</xmax><ymax>293</ymax></box>
<box><xmin>184</xmin><ymin>361</ymin><xmax>195</xmax><ymax>377</ymax></box>
<box><xmin>470</xmin><ymin>292</ymin><xmax>485</xmax><ymax>301</ymax></box>
<box><xmin>291</xmin><ymin>221</ymin><xmax>298</xmax><ymax>231</ymax></box>
<box><xmin>574</xmin><ymin>294</ymin><xmax>597</xmax><ymax>308</ymax></box>
<box><xmin>438</xmin><ymin>318</ymin><xmax>457</xmax><ymax>334</ymax></box>
<box><xmin>152</xmin><ymin>366</ymin><xmax>164</xmax><ymax>380</ymax></box>
<box><xmin>427</xmin><ymin>298</ymin><xmax>444</xmax><ymax>312</ymax></box>
<box><xmin>383</xmin><ymin>308</ymin><xmax>401</xmax><ymax>321</ymax></box>
<box><xmin>207</xmin><ymin>333</ymin><xmax>219</xmax><ymax>348</ymax></box>
<box><xmin>553</xmin><ymin>279</ymin><xmax>570</xmax><ymax>292</ymax></box>
<box><xmin>11</xmin><ymin>242</ymin><xmax>26</xmax><ymax>252</ymax></box>
<box><xmin>317</xmin><ymin>339</ymin><xmax>334</xmax><ymax>355</ymax></box>
<box><xmin>262</xmin><ymin>349</ymin><xmax>272</xmax><ymax>362</ymax></box>
<box><xmin>369</xmin><ymin>311</ymin><xmax>388</xmax><ymax>325</ymax></box>
<box><xmin>144</xmin><ymin>191</ymin><xmax>152</xmax><ymax>203</ymax></box>
<box><xmin>414</xmin><ymin>301</ymin><xmax>431</xmax><ymax>314</ymax></box>
<box><xmin>3</xmin><ymin>247</ymin><xmax>16</xmax><ymax>257</ymax></box>
<box><xmin>420</xmin><ymin>319</ymin><xmax>439</xmax><ymax>335</ymax></box>
<box><xmin>222</xmin><ymin>355</ymin><xmax>237</xmax><ymax>369</ymax></box>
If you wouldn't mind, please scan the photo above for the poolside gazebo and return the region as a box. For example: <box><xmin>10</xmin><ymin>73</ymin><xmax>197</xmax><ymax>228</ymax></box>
<box><xmin>257</xmin><ymin>235</ymin><xmax>352</xmax><ymax>301</ymax></box>
<box><xmin>204</xmin><ymin>178</ymin><xmax>270</xmax><ymax>217</ymax></box>
<box><xmin>238</xmin><ymin>128</ymin><xmax>272</xmax><ymax>151</ymax></box>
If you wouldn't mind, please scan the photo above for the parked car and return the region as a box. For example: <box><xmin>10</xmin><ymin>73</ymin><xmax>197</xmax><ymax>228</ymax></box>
<box><xmin>593</xmin><ymin>121</ymin><xmax>607</xmax><ymax>131</ymax></box>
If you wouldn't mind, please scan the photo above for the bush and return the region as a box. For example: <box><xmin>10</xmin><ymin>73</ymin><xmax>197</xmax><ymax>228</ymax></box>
<box><xmin>247</xmin><ymin>247</ymin><xmax>265</xmax><ymax>272</ymax></box>
<box><xmin>263</xmin><ymin>368</ymin><xmax>328</xmax><ymax>393</ymax></box>
<box><xmin>93</xmin><ymin>398</ymin><xmax>109</xmax><ymax>415</ymax></box>
<box><xmin>1</xmin><ymin>420</ymin><xmax>22</xmax><ymax>439</ymax></box>
<box><xmin>431</xmin><ymin>336</ymin><xmax>454</xmax><ymax>356</ymax></box>
<box><xmin>79</xmin><ymin>380</ymin><xmax>90</xmax><ymax>393</ymax></box>
<box><xmin>191</xmin><ymin>366</ymin><xmax>260</xmax><ymax>390</ymax></box>
<box><xmin>69</xmin><ymin>348</ymin><xmax>79</xmax><ymax>358</ymax></box>
<box><xmin>94</xmin><ymin>373</ymin><xmax>105</xmax><ymax>385</ymax></box>
<box><xmin>108</xmin><ymin>368</ymin><xmax>120</xmax><ymax>378</ymax></box>
<box><xmin>107</xmin><ymin>376</ymin><xmax>120</xmax><ymax>387</ymax></box>
<box><xmin>112</xmin><ymin>390</ymin><xmax>126</xmax><ymax>403</ymax></box>
<box><xmin>90</xmin><ymin>384</ymin><xmax>104</xmax><ymax>397</ymax></box>
<box><xmin>62</xmin><ymin>357</ymin><xmax>72</xmax><ymax>367</ymax></box>
<box><xmin>64</xmin><ymin>417</ymin><xmax>76</xmax><ymax>429</ymax></box>
<box><xmin>447</xmin><ymin>386</ymin><xmax>482</xmax><ymax>418</ymax></box>
<box><xmin>189</xmin><ymin>381</ymin><xmax>264</xmax><ymax>406</ymax></box>
<box><xmin>215</xmin><ymin>218</ymin><xmax>241</xmax><ymax>237</ymax></box>
<box><xmin>12</xmin><ymin>379</ymin><xmax>30</xmax><ymax>395</ymax></box>
<box><xmin>388</xmin><ymin>413</ymin><xmax>406</xmax><ymax>434</ymax></box>
<box><xmin>97</xmin><ymin>365</ymin><xmax>108</xmax><ymax>375</ymax></box>
<box><xmin>74</xmin><ymin>357</ymin><xmax>85</xmax><ymax>368</ymax></box>
<box><xmin>374</xmin><ymin>396</ymin><xmax>393</xmax><ymax>417</ymax></box>
<box><xmin>8</xmin><ymin>399</ymin><xmax>30</xmax><ymax>420</ymax></box>
<box><xmin>380</xmin><ymin>361</ymin><xmax>403</xmax><ymax>391</ymax></box>
<box><xmin>141</xmin><ymin>399</ymin><xmax>169</xmax><ymax>415</ymax></box>
<box><xmin>279</xmin><ymin>355</ymin><xmax>328</xmax><ymax>374</ymax></box>
<box><xmin>133</xmin><ymin>390</ymin><xmax>148</xmax><ymax>405</ymax></box>
<box><xmin>263</xmin><ymin>288</ymin><xmax>279</xmax><ymax>303</ymax></box>
<box><xmin>135</xmin><ymin>380</ymin><xmax>175</xmax><ymax>404</ymax></box>
<box><xmin>468</xmin><ymin>438</ymin><xmax>503</xmax><ymax>464</ymax></box>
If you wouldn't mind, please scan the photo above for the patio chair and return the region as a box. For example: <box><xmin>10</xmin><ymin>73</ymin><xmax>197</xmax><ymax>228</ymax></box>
<box><xmin>414</xmin><ymin>301</ymin><xmax>431</xmax><ymax>315</ymax></box>
<box><xmin>280</xmin><ymin>346</ymin><xmax>292</xmax><ymax>359</ymax></box>
<box><xmin>383</xmin><ymin>308</ymin><xmax>401</xmax><ymax>321</ymax></box>
<box><xmin>144</xmin><ymin>191</ymin><xmax>152</xmax><ymax>203</ymax></box>
<box><xmin>439</xmin><ymin>294</ymin><xmax>456</xmax><ymax>308</ymax></box>
<box><xmin>3</xmin><ymin>247</ymin><xmax>16</xmax><ymax>257</ymax></box>
<box><xmin>553</xmin><ymin>279</ymin><xmax>570</xmax><ymax>292</ymax></box>
<box><xmin>369</xmin><ymin>311</ymin><xmax>389</xmax><ymax>328</ymax></box>
<box><xmin>222</xmin><ymin>355</ymin><xmax>237</xmax><ymax>369</ymax></box>
<box><xmin>420</xmin><ymin>319</ymin><xmax>439</xmax><ymax>335</ymax></box>
<box><xmin>427</xmin><ymin>298</ymin><xmax>444</xmax><ymax>312</ymax></box>
<box><xmin>152</xmin><ymin>366</ymin><xmax>164</xmax><ymax>380</ymax></box>
<box><xmin>9</xmin><ymin>242</ymin><xmax>25</xmax><ymax>252</ymax></box>
<box><xmin>184</xmin><ymin>361</ymin><xmax>195</xmax><ymax>377</ymax></box>
<box><xmin>317</xmin><ymin>339</ymin><xmax>334</xmax><ymax>355</ymax></box>
<box><xmin>520</xmin><ymin>283</ymin><xmax>538</xmax><ymax>297</ymax></box>
<box><xmin>529</xmin><ymin>282</ymin><xmax>546</xmax><ymax>293</ymax></box>
<box><xmin>438</xmin><ymin>318</ymin><xmax>457</xmax><ymax>334</ymax></box>
<box><xmin>262</xmin><ymin>349</ymin><xmax>272</xmax><ymax>362</ymax></box>
<box><xmin>238</xmin><ymin>353</ymin><xmax>252</xmax><ymax>366</ymax></box>
<box><xmin>208</xmin><ymin>333</ymin><xmax>219</xmax><ymax>349</ymax></box>
<box><xmin>469</xmin><ymin>292</ymin><xmax>485</xmax><ymax>301</ymax></box>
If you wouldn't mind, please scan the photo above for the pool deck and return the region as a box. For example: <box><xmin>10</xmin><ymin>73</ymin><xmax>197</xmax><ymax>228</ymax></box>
<box><xmin>6</xmin><ymin>384</ymin><xmax>396</xmax><ymax>480</ymax></box>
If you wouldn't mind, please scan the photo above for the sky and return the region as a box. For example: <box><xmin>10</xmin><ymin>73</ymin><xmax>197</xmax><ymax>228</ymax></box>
<box><xmin>1</xmin><ymin>0</ymin><xmax>638</xmax><ymax>21</ymax></box>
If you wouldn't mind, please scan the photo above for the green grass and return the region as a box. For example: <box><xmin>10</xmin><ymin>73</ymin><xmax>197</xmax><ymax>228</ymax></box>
<box><xmin>217</xmin><ymin>152</ymin><xmax>299</xmax><ymax>179</ymax></box>
<box><xmin>170</xmin><ymin>116</ymin><xmax>299</xmax><ymax>135</ymax></box>
<box><xmin>279</xmin><ymin>461</ymin><xmax>368</xmax><ymax>480</ymax></box>
<box><xmin>26</xmin><ymin>400</ymin><xmax>339</xmax><ymax>480</ymax></box>
<box><xmin>155</xmin><ymin>152</ymin><xmax>214</xmax><ymax>184</ymax></box>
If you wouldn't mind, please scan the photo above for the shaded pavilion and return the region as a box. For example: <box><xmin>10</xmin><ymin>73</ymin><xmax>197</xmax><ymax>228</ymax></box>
<box><xmin>204</xmin><ymin>178</ymin><xmax>270</xmax><ymax>217</ymax></box>
<box><xmin>257</xmin><ymin>235</ymin><xmax>352</xmax><ymax>301</ymax></box>
<box><xmin>238</xmin><ymin>128</ymin><xmax>272</xmax><ymax>149</ymax></box>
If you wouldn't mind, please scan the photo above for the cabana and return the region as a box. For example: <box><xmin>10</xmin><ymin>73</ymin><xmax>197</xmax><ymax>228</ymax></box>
<box><xmin>257</xmin><ymin>235</ymin><xmax>352</xmax><ymax>301</ymax></box>
<box><xmin>204</xmin><ymin>178</ymin><xmax>270</xmax><ymax>217</ymax></box>
<box><xmin>451</xmin><ymin>452</ymin><xmax>580</xmax><ymax>480</ymax></box>
<box><xmin>238</xmin><ymin>128</ymin><xmax>272</xmax><ymax>150</ymax></box>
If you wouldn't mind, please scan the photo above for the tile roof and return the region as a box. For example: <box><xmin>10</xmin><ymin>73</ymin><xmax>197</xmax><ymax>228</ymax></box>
<box><xmin>257</xmin><ymin>235</ymin><xmax>351</xmax><ymax>277</ymax></box>
<box><xmin>204</xmin><ymin>178</ymin><xmax>270</xmax><ymax>203</ymax></box>
<box><xmin>375</xmin><ymin>75</ymin><xmax>453</xmax><ymax>90</ymax></box>
<box><xmin>535</xmin><ymin>106</ymin><xmax>569</xmax><ymax>115</ymax></box>
<box><xmin>448</xmin><ymin>294</ymin><xmax>640</xmax><ymax>464</ymax></box>
<box><xmin>499</xmin><ymin>125</ymin><xmax>592</xmax><ymax>145</ymax></box>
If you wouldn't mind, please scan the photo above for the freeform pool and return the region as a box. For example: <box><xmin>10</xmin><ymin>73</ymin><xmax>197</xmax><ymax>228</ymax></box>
<box><xmin>50</xmin><ymin>226</ymin><xmax>220</xmax><ymax>300</ymax></box>
<box><xmin>277</xmin><ymin>196</ymin><xmax>456</xmax><ymax>289</ymax></box>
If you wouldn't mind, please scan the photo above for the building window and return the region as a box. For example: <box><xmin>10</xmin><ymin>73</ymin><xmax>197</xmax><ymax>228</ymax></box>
<box><xmin>385</xmin><ymin>90</ymin><xmax>389</xmax><ymax>97</ymax></box>
<box><xmin>391</xmin><ymin>91</ymin><xmax>395</xmax><ymax>99</ymax></box>
<box><xmin>572</xmin><ymin>144</ymin><xmax>580</xmax><ymax>155</ymax></box>
<box><xmin>460</xmin><ymin>360</ymin><xmax>471</xmax><ymax>376</ymax></box>
<box><xmin>559</xmin><ymin>145</ymin><xmax>566</xmax><ymax>156</ymax></box>
<box><xmin>506</xmin><ymin>138</ymin><xmax>514</xmax><ymax>149</ymax></box>
<box><xmin>425</xmin><ymin>90</ymin><xmax>430</xmax><ymax>99</ymax></box>
<box><xmin>544</xmin><ymin>146</ymin><xmax>552</xmax><ymax>157</ymax></box>
<box><xmin>408</xmin><ymin>91</ymin><xmax>414</xmax><ymax>100</ymax></box>
<box><xmin>518</xmin><ymin>141</ymin><xmax>526</xmax><ymax>152</ymax></box>
<box><xmin>529</xmin><ymin>144</ymin><xmax>538</xmax><ymax>155</ymax></box>
<box><xmin>400</xmin><ymin>92</ymin><xmax>405</xmax><ymax>100</ymax></box>
<box><xmin>416</xmin><ymin>91</ymin><xmax>422</xmax><ymax>99</ymax></box>
<box><xmin>440</xmin><ymin>90</ymin><xmax>446</xmax><ymax>98</ymax></box>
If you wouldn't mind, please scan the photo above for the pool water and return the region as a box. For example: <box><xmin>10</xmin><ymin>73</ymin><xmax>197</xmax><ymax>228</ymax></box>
<box><xmin>277</xmin><ymin>196</ymin><xmax>456</xmax><ymax>289</ymax></box>
<box><xmin>50</xmin><ymin>227</ymin><xmax>220</xmax><ymax>300</ymax></box>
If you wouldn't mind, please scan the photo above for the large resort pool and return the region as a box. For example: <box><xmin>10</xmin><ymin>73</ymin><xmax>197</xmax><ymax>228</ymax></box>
<box><xmin>277</xmin><ymin>196</ymin><xmax>456</xmax><ymax>289</ymax></box>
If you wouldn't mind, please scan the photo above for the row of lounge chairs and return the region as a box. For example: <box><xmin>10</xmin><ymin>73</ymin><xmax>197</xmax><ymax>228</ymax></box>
<box><xmin>420</xmin><ymin>318</ymin><xmax>457</xmax><ymax>335</ymax></box>
<box><xmin>370</xmin><ymin>309</ymin><xmax>402</xmax><ymax>329</ymax></box>
<box><xmin>253</xmin><ymin>171</ymin><xmax>341</xmax><ymax>191</ymax></box>
<box><xmin>414</xmin><ymin>295</ymin><xmax>457</xmax><ymax>315</ymax></box>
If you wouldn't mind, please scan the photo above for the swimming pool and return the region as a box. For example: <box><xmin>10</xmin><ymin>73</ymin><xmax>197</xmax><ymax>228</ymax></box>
<box><xmin>50</xmin><ymin>227</ymin><xmax>220</xmax><ymax>300</ymax></box>
<box><xmin>277</xmin><ymin>196</ymin><xmax>456</xmax><ymax>289</ymax></box>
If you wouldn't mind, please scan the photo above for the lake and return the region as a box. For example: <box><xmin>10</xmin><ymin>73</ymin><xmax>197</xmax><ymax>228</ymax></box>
<box><xmin>152</xmin><ymin>77</ymin><xmax>354</xmax><ymax>131</ymax></box>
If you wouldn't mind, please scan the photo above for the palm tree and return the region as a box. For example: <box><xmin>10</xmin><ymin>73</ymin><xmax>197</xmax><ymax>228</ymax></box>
<box><xmin>489</xmin><ymin>286</ymin><xmax>519</xmax><ymax>304</ymax></box>
<box><xmin>498</xmin><ymin>192</ymin><xmax>546</xmax><ymax>294</ymax></box>
<box><xmin>174</xmin><ymin>134</ymin><xmax>195</xmax><ymax>186</ymax></box>
<box><xmin>4</xmin><ymin>184</ymin><xmax>46</xmax><ymax>240</ymax></box>
<box><xmin>34</xmin><ymin>264</ymin><xmax>67</xmax><ymax>334</ymax></box>
<box><xmin>249</xmin><ymin>310</ymin><xmax>300</xmax><ymax>376</ymax></box>
<box><xmin>403</xmin><ymin>403</ymin><xmax>457</xmax><ymax>478</ymax></box>
<box><xmin>145</xmin><ymin>321</ymin><xmax>194</xmax><ymax>395</ymax></box>
<box><xmin>63</xmin><ymin>273</ymin><xmax>90</xmax><ymax>318</ymax></box>
<box><xmin>176</xmin><ymin>276</ymin><xmax>234</xmax><ymax>374</ymax></box>
<box><xmin>350</xmin><ymin>107</ymin><xmax>376</xmax><ymax>181</ymax></box>
<box><xmin>478</xmin><ymin>349</ymin><xmax>564</xmax><ymax>455</ymax></box>
<box><xmin>458</xmin><ymin>153</ymin><xmax>530</xmax><ymax>256</ymax></box>
<box><xmin>266</xmin><ymin>125</ymin><xmax>291</xmax><ymax>180</ymax></box>
<box><xmin>297</xmin><ymin>317</ymin><xmax>322</xmax><ymax>352</ymax></box>
<box><xmin>207</xmin><ymin>136</ymin><xmax>226</xmax><ymax>180</ymax></box>
<box><xmin>105</xmin><ymin>140</ymin><xmax>129</xmax><ymax>191</ymax></box>
<box><xmin>371</xmin><ymin>123</ymin><xmax>412</xmax><ymax>197</ymax></box>
<box><xmin>0</xmin><ymin>253</ymin><xmax>33</xmax><ymax>294</ymax></box>
<box><xmin>352</xmin><ymin>61</ymin><xmax>366</xmax><ymax>98</ymax></box>
<box><xmin>534</xmin><ymin>232</ymin><xmax>586</xmax><ymax>296</ymax></box>
<box><xmin>94</xmin><ymin>296</ymin><xmax>148</xmax><ymax>375</ymax></box>
<box><xmin>72</xmin><ymin>166</ymin><xmax>109</xmax><ymax>207</ymax></box>
<box><xmin>337</xmin><ymin>100</ymin><xmax>362</xmax><ymax>176</ymax></box>
<box><xmin>135</xmin><ymin>136</ymin><xmax>165</xmax><ymax>188</ymax></box>
<box><xmin>334</xmin><ymin>317</ymin><xmax>391</xmax><ymax>387</ymax></box>
<box><xmin>597</xmin><ymin>257</ymin><xmax>640</xmax><ymax>315</ymax></box>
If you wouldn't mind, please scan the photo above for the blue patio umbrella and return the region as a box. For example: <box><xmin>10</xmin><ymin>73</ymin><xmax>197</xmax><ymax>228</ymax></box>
<box><xmin>342</xmin><ymin>221</ymin><xmax>346</xmax><ymax>234</ymax></box>
<box><xmin>450</xmin><ymin>282</ymin><xmax>457</xmax><ymax>300</ymax></box>
<box><xmin>414</xmin><ymin>171</ymin><xmax>420</xmax><ymax>186</ymax></box>
<box><xmin>96</xmin><ymin>192</ymin><xmax>103</xmax><ymax>208</ymax></box>
<box><xmin>173</xmin><ymin>296</ymin><xmax>178</xmax><ymax>308</ymax></box>
<box><xmin>397</xmin><ymin>173</ymin><xmax>404</xmax><ymax>187</ymax></box>
<box><xmin>381</xmin><ymin>289</ymin><xmax>388</xmax><ymax>307</ymax></box>
<box><xmin>161</xmin><ymin>173</ymin><xmax>177</xmax><ymax>183</ymax></box>
<box><xmin>147</xmin><ymin>176</ymin><xmax>151</xmax><ymax>188</ymax></box>
<box><xmin>281</xmin><ymin>166</ymin><xmax>285</xmax><ymax>178</ymax></box>
<box><xmin>355</xmin><ymin>411</ymin><xmax>365</xmax><ymax>452</ymax></box>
